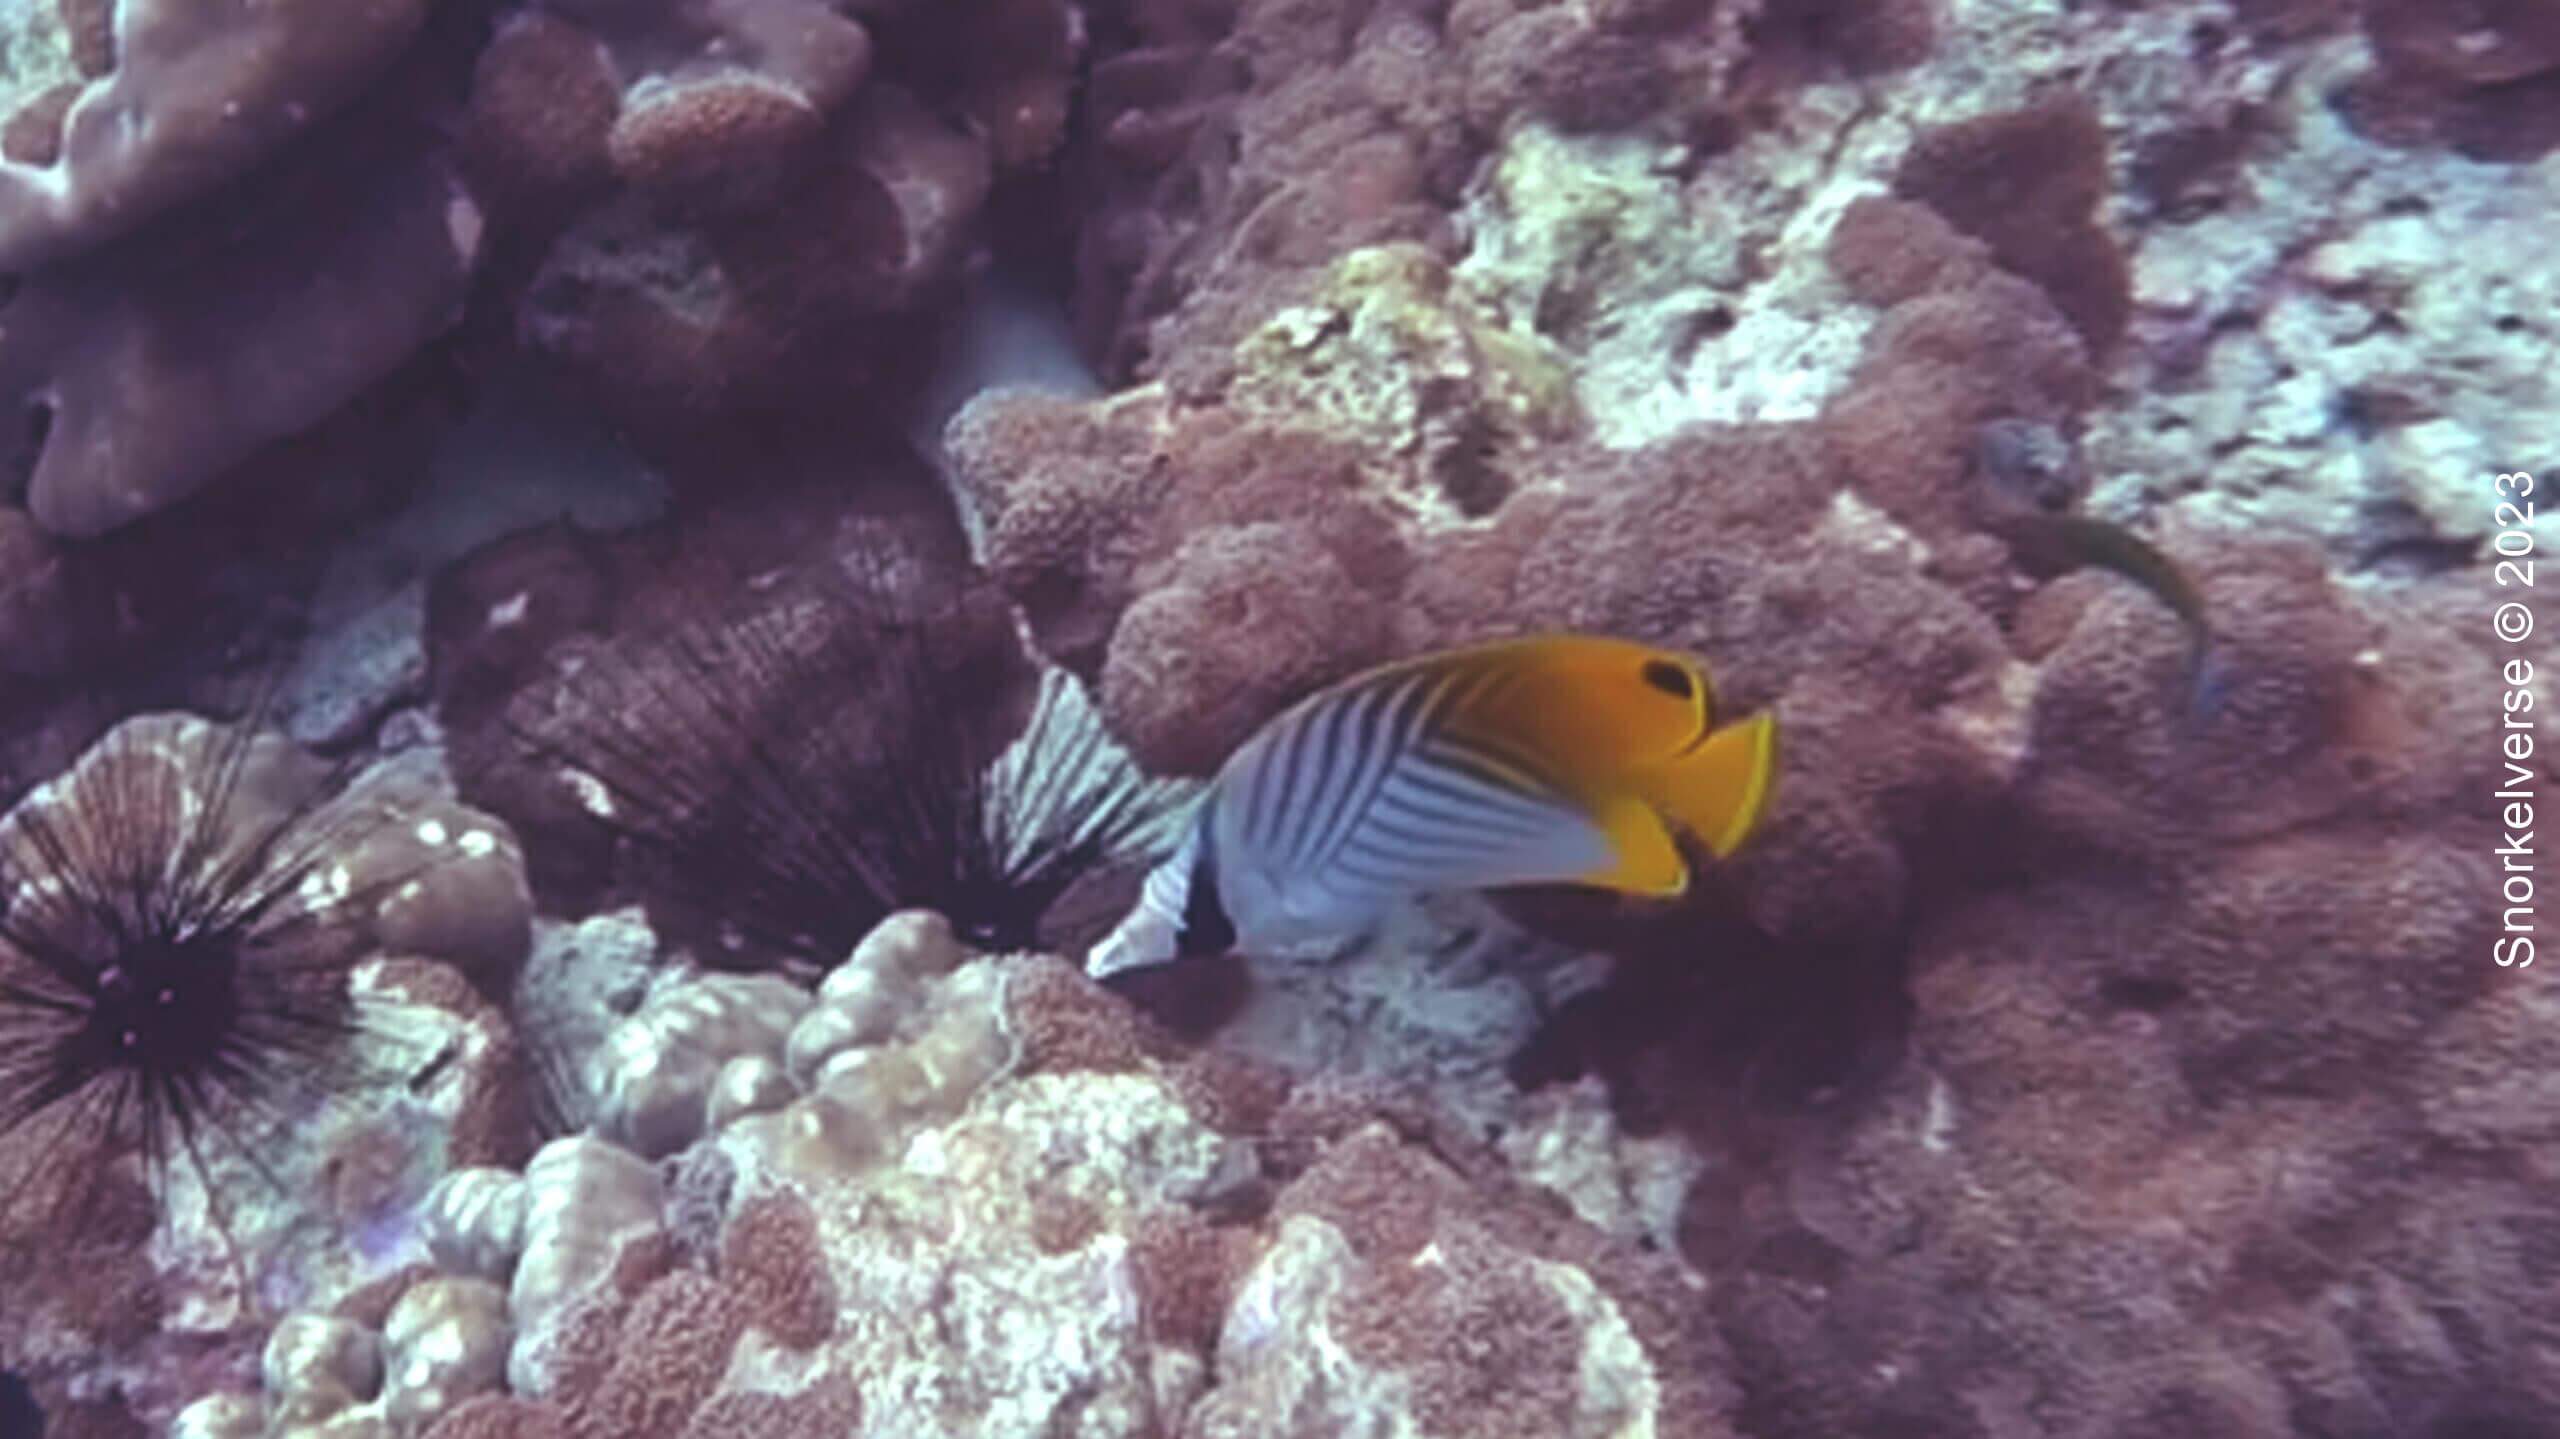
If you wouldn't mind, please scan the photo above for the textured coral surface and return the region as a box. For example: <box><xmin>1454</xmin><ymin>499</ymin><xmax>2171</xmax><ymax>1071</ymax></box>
<box><xmin>0</xmin><ymin>0</ymin><xmax>2547</xmax><ymax>1434</ymax></box>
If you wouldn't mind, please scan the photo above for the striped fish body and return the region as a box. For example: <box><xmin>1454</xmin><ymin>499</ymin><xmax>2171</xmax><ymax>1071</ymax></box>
<box><xmin>1196</xmin><ymin>653</ymin><xmax>1611</xmax><ymax>951</ymax></box>
<box><xmin>1086</xmin><ymin>635</ymin><xmax>1779</xmax><ymax>976</ymax></box>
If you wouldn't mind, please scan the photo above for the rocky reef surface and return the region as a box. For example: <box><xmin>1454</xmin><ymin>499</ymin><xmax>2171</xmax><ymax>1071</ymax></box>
<box><xmin>0</xmin><ymin>0</ymin><xmax>2550</xmax><ymax>1435</ymax></box>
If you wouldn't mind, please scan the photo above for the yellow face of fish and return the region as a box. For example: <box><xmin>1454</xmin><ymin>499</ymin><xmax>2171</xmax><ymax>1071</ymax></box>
<box><xmin>1433</xmin><ymin>635</ymin><xmax>1718</xmax><ymax>779</ymax></box>
<box><xmin>1415</xmin><ymin>633</ymin><xmax>1778</xmax><ymax>895</ymax></box>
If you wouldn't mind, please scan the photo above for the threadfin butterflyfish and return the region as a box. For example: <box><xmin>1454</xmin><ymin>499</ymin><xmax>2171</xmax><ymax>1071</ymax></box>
<box><xmin>1084</xmin><ymin>634</ymin><xmax>1779</xmax><ymax>977</ymax></box>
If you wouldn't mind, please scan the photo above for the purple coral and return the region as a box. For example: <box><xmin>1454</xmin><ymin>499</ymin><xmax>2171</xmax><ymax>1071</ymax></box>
<box><xmin>0</xmin><ymin>0</ymin><xmax>433</xmax><ymax>270</ymax></box>
<box><xmin>0</xmin><ymin>147</ymin><xmax>481</xmax><ymax>537</ymax></box>
<box><xmin>0</xmin><ymin>0</ymin><xmax>478</xmax><ymax>538</ymax></box>
<box><xmin>462</xmin><ymin>0</ymin><xmax>1080</xmax><ymax>435</ymax></box>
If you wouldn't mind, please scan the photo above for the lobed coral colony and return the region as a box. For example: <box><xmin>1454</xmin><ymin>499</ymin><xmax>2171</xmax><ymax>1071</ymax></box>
<box><xmin>0</xmin><ymin>0</ymin><xmax>2549</xmax><ymax>1435</ymax></box>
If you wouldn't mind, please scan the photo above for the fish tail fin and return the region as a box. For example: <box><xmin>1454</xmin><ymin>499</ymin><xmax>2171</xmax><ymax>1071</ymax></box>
<box><xmin>1645</xmin><ymin>710</ymin><xmax>1780</xmax><ymax>860</ymax></box>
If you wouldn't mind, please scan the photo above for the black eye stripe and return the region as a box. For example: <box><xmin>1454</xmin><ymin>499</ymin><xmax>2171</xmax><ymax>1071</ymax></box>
<box><xmin>1640</xmin><ymin>659</ymin><xmax>1694</xmax><ymax>699</ymax></box>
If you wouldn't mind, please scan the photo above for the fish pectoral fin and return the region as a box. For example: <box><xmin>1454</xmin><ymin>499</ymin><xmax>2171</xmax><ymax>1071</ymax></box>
<box><xmin>1637</xmin><ymin>710</ymin><xmax>1778</xmax><ymax>860</ymax></box>
<box><xmin>1579</xmin><ymin>790</ymin><xmax>1689</xmax><ymax>897</ymax></box>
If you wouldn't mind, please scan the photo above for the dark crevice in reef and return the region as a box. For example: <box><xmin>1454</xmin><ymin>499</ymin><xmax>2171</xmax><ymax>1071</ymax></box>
<box><xmin>0</xmin><ymin>1367</ymin><xmax>39</xmax><ymax>1438</ymax></box>
<box><xmin>1504</xmin><ymin>878</ymin><xmax>1919</xmax><ymax>1139</ymax></box>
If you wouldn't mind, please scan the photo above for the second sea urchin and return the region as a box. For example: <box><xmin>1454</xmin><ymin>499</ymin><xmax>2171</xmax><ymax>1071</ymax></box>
<box><xmin>515</xmin><ymin>545</ymin><xmax>1187</xmax><ymax>974</ymax></box>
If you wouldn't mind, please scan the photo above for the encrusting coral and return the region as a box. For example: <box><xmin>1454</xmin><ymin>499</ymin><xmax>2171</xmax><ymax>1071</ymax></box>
<box><xmin>463</xmin><ymin>0</ymin><xmax>1083</xmax><ymax>435</ymax></box>
<box><xmin>0</xmin><ymin>0</ymin><xmax>483</xmax><ymax>538</ymax></box>
<box><xmin>0</xmin><ymin>0</ymin><xmax>433</xmax><ymax>269</ymax></box>
<box><xmin>136</xmin><ymin>900</ymin><xmax>1750</xmax><ymax>1436</ymax></box>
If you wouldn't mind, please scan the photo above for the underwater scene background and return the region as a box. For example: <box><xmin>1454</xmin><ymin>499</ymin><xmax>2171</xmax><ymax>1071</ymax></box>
<box><xmin>0</xmin><ymin>0</ymin><xmax>2553</xmax><ymax>1433</ymax></box>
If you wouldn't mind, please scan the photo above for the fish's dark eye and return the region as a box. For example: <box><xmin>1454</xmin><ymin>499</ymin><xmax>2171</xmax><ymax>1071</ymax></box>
<box><xmin>1640</xmin><ymin>659</ymin><xmax>1694</xmax><ymax>700</ymax></box>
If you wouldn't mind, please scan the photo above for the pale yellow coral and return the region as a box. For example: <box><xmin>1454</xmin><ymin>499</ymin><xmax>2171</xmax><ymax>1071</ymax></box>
<box><xmin>381</xmin><ymin>1276</ymin><xmax>512</xmax><ymax>1434</ymax></box>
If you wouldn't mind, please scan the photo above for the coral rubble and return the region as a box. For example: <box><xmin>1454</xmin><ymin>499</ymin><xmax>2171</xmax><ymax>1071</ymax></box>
<box><xmin>158</xmin><ymin>914</ymin><xmax>1735</xmax><ymax>1437</ymax></box>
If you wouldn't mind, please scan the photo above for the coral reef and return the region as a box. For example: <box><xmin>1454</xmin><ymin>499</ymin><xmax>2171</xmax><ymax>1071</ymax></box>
<box><xmin>0</xmin><ymin>0</ymin><xmax>1092</xmax><ymax>537</ymax></box>
<box><xmin>1065</xmin><ymin>0</ymin><xmax>1935</xmax><ymax>388</ymax></box>
<box><xmin>136</xmin><ymin>914</ymin><xmax>1743</xmax><ymax>1437</ymax></box>
<box><xmin>1195</xmin><ymin>1122</ymin><xmax>1734</xmax><ymax>1439</ymax></box>
<box><xmin>0</xmin><ymin>0</ymin><xmax>2544</xmax><ymax>1433</ymax></box>
<box><xmin>467</xmin><ymin>0</ymin><xmax>1082</xmax><ymax>435</ymax></box>
<box><xmin>4</xmin><ymin>947</ymin><xmax>531</xmax><ymax>1432</ymax></box>
<box><xmin>932</xmin><ymin>2</ymin><xmax>2545</xmax><ymax>1432</ymax></box>
<box><xmin>0</xmin><ymin>136</ymin><xmax>482</xmax><ymax>538</ymax></box>
<box><xmin>0</xmin><ymin>713</ymin><xmax>537</xmax><ymax>1433</ymax></box>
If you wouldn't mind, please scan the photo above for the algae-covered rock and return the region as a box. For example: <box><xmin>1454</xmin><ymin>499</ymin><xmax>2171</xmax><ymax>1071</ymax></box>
<box><xmin>1227</xmin><ymin>241</ymin><xmax>1581</xmax><ymax>520</ymax></box>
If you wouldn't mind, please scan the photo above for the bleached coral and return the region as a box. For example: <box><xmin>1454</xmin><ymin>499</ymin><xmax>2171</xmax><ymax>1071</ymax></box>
<box><xmin>590</xmin><ymin>972</ymin><xmax>811</xmax><ymax>1159</ymax></box>
<box><xmin>262</xmin><ymin>1314</ymin><xmax>384</xmax><ymax>1430</ymax></box>
<box><xmin>506</xmin><ymin>1136</ymin><xmax>666</xmax><ymax>1394</ymax></box>
<box><xmin>421</xmin><ymin>1169</ymin><xmax>531</xmax><ymax>1285</ymax></box>
<box><xmin>381</xmin><ymin>1278</ymin><xmax>512</xmax><ymax>1434</ymax></box>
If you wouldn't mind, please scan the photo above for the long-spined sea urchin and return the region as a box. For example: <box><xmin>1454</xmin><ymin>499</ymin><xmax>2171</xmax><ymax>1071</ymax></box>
<box><xmin>0</xmin><ymin>712</ymin><xmax>392</xmax><ymax>1236</ymax></box>
<box><xmin>511</xmin><ymin>545</ymin><xmax>1188</xmax><ymax>978</ymax></box>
